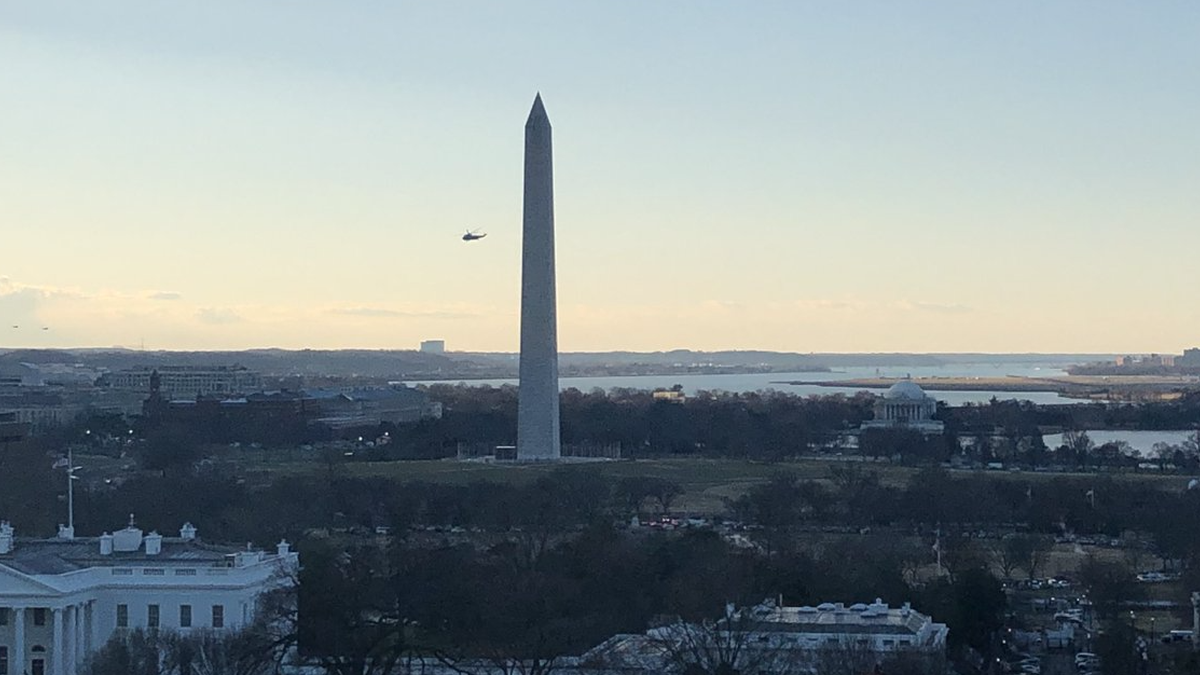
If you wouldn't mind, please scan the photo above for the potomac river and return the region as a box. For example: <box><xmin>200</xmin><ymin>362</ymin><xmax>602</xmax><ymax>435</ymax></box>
<box><xmin>412</xmin><ymin>363</ymin><xmax>1073</xmax><ymax>406</ymax></box>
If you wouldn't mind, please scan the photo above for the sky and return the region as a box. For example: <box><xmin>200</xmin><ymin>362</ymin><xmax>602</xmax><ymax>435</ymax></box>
<box><xmin>1</xmin><ymin>1</ymin><xmax>1198</xmax><ymax>354</ymax></box>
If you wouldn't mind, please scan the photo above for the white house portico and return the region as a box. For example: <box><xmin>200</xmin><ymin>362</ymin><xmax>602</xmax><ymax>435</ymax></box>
<box><xmin>0</xmin><ymin>519</ymin><xmax>296</xmax><ymax>675</ymax></box>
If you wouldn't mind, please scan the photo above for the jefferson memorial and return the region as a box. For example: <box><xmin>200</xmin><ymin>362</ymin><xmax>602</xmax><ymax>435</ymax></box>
<box><xmin>861</xmin><ymin>380</ymin><xmax>944</xmax><ymax>434</ymax></box>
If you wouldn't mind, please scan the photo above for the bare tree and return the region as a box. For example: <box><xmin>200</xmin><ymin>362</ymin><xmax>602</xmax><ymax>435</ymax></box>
<box><xmin>988</xmin><ymin>536</ymin><xmax>1022</xmax><ymax>581</ymax></box>
<box><xmin>989</xmin><ymin>534</ymin><xmax>1052</xmax><ymax>582</ymax></box>
<box><xmin>1010</xmin><ymin>534</ymin><xmax>1054</xmax><ymax>581</ymax></box>
<box><xmin>1062</xmin><ymin>429</ymin><xmax>1094</xmax><ymax>456</ymax></box>
<box><xmin>87</xmin><ymin>626</ymin><xmax>291</xmax><ymax>675</ymax></box>
<box><xmin>811</xmin><ymin>638</ymin><xmax>881</xmax><ymax>675</ymax></box>
<box><xmin>297</xmin><ymin>544</ymin><xmax>412</xmax><ymax>675</ymax></box>
<box><xmin>639</xmin><ymin>606</ymin><xmax>806</xmax><ymax>675</ymax></box>
<box><xmin>939</xmin><ymin>534</ymin><xmax>986</xmax><ymax>583</ymax></box>
<box><xmin>1152</xmin><ymin>442</ymin><xmax>1179</xmax><ymax>470</ymax></box>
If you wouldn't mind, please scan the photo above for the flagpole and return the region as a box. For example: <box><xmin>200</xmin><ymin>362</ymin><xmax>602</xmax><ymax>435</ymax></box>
<box><xmin>67</xmin><ymin>446</ymin><xmax>74</xmax><ymax>531</ymax></box>
<box><xmin>935</xmin><ymin>525</ymin><xmax>943</xmax><ymax>576</ymax></box>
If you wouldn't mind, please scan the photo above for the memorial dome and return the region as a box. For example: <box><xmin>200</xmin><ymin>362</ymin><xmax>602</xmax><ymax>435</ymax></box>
<box><xmin>884</xmin><ymin>380</ymin><xmax>928</xmax><ymax>401</ymax></box>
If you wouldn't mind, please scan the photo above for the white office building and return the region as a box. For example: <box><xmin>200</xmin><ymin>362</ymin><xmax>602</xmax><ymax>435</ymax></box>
<box><xmin>0</xmin><ymin>519</ymin><xmax>296</xmax><ymax>675</ymax></box>
<box><xmin>102</xmin><ymin>366</ymin><xmax>263</xmax><ymax>400</ymax></box>
<box><xmin>583</xmin><ymin>598</ymin><xmax>948</xmax><ymax>674</ymax></box>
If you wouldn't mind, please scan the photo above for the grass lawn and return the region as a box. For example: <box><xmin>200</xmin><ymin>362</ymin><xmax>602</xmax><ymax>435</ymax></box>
<box><xmin>223</xmin><ymin>454</ymin><xmax>1195</xmax><ymax>515</ymax></box>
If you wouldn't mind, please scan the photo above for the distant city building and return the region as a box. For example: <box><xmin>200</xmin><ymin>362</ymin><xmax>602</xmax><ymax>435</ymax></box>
<box><xmin>100</xmin><ymin>366</ymin><xmax>263</xmax><ymax>400</ymax></box>
<box><xmin>0</xmin><ymin>519</ymin><xmax>296</xmax><ymax>675</ymax></box>
<box><xmin>861</xmin><ymin>381</ymin><xmax>944</xmax><ymax>434</ymax></box>
<box><xmin>1180</xmin><ymin>348</ymin><xmax>1200</xmax><ymax>368</ymax></box>
<box><xmin>420</xmin><ymin>340</ymin><xmax>446</xmax><ymax>354</ymax></box>
<box><xmin>584</xmin><ymin>598</ymin><xmax>948</xmax><ymax>673</ymax></box>
<box><xmin>139</xmin><ymin>385</ymin><xmax>440</xmax><ymax>443</ymax></box>
<box><xmin>305</xmin><ymin>385</ymin><xmax>442</xmax><ymax>429</ymax></box>
<box><xmin>0</xmin><ymin>363</ymin><xmax>44</xmax><ymax>388</ymax></box>
<box><xmin>652</xmin><ymin>390</ymin><xmax>686</xmax><ymax>404</ymax></box>
<box><xmin>0</xmin><ymin>412</ymin><xmax>28</xmax><ymax>443</ymax></box>
<box><xmin>0</xmin><ymin>375</ymin><xmax>142</xmax><ymax>433</ymax></box>
<box><xmin>1115</xmin><ymin>354</ymin><xmax>1176</xmax><ymax>368</ymax></box>
<box><xmin>141</xmin><ymin>389</ymin><xmax>315</xmax><ymax>444</ymax></box>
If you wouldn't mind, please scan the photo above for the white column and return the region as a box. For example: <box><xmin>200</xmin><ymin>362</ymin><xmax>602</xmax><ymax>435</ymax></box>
<box><xmin>85</xmin><ymin>601</ymin><xmax>93</xmax><ymax>655</ymax></box>
<box><xmin>52</xmin><ymin>607</ymin><xmax>64</xmax><ymax>675</ymax></box>
<box><xmin>72</xmin><ymin>604</ymin><xmax>83</xmax><ymax>672</ymax></box>
<box><xmin>78</xmin><ymin>600</ymin><xmax>88</xmax><ymax>658</ymax></box>
<box><xmin>91</xmin><ymin>598</ymin><xmax>102</xmax><ymax>653</ymax></box>
<box><xmin>61</xmin><ymin>606</ymin><xmax>70</xmax><ymax>675</ymax></box>
<box><xmin>13</xmin><ymin>607</ymin><xmax>26</xmax><ymax>675</ymax></box>
<box><xmin>1193</xmin><ymin>592</ymin><xmax>1199</xmax><ymax>648</ymax></box>
<box><xmin>63</xmin><ymin>606</ymin><xmax>71</xmax><ymax>675</ymax></box>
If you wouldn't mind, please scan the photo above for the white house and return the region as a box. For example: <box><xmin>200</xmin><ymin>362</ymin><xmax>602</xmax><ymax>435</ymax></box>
<box><xmin>0</xmin><ymin>519</ymin><xmax>296</xmax><ymax>675</ymax></box>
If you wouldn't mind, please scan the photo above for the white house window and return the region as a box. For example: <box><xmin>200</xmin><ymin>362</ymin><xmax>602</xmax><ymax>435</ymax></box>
<box><xmin>148</xmin><ymin>605</ymin><xmax>160</xmax><ymax>629</ymax></box>
<box><xmin>0</xmin><ymin>608</ymin><xmax>7</xmax><ymax>625</ymax></box>
<box><xmin>1</xmin><ymin>645</ymin><xmax>8</xmax><ymax>675</ymax></box>
<box><xmin>33</xmin><ymin>608</ymin><xmax>45</xmax><ymax>626</ymax></box>
<box><xmin>211</xmin><ymin>605</ymin><xmax>224</xmax><ymax>628</ymax></box>
<box><xmin>117</xmin><ymin>604</ymin><xmax>129</xmax><ymax>628</ymax></box>
<box><xmin>180</xmin><ymin>605</ymin><xmax>192</xmax><ymax>628</ymax></box>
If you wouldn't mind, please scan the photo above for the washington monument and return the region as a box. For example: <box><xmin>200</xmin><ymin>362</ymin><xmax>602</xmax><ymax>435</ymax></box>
<box><xmin>517</xmin><ymin>93</ymin><xmax>561</xmax><ymax>460</ymax></box>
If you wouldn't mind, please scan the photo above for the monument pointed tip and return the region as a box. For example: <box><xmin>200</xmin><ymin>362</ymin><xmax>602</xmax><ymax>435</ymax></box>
<box><xmin>527</xmin><ymin>93</ymin><xmax>549</xmax><ymax>126</ymax></box>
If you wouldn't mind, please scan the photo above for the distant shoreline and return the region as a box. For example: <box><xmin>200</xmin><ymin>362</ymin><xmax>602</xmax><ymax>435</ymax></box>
<box><xmin>776</xmin><ymin>375</ymin><xmax>1200</xmax><ymax>401</ymax></box>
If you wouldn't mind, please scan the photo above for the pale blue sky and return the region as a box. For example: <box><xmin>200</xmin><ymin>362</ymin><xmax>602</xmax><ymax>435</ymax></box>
<box><xmin>1</xmin><ymin>2</ymin><xmax>1197</xmax><ymax>352</ymax></box>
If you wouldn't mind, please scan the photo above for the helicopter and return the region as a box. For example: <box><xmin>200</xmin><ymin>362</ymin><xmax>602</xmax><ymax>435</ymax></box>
<box><xmin>462</xmin><ymin>229</ymin><xmax>487</xmax><ymax>242</ymax></box>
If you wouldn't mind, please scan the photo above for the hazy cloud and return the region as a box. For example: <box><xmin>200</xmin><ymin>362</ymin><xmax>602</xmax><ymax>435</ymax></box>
<box><xmin>704</xmin><ymin>300</ymin><xmax>747</xmax><ymax>311</ymax></box>
<box><xmin>896</xmin><ymin>300</ymin><xmax>972</xmax><ymax>314</ymax></box>
<box><xmin>147</xmin><ymin>291</ymin><xmax>183</xmax><ymax>301</ymax></box>
<box><xmin>793</xmin><ymin>298</ymin><xmax>862</xmax><ymax>312</ymax></box>
<box><xmin>196</xmin><ymin>307</ymin><xmax>243</xmax><ymax>324</ymax></box>
<box><xmin>327</xmin><ymin>306</ymin><xmax>477</xmax><ymax>320</ymax></box>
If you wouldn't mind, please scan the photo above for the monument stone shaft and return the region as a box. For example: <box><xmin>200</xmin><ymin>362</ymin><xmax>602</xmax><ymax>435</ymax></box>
<box><xmin>517</xmin><ymin>93</ymin><xmax>561</xmax><ymax>460</ymax></box>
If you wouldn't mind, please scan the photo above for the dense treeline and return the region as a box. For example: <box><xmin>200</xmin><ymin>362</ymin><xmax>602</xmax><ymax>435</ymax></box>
<box><xmin>298</xmin><ymin>522</ymin><xmax>1004</xmax><ymax>672</ymax></box>
<box><xmin>946</xmin><ymin>393</ymin><xmax>1200</xmax><ymax>433</ymax></box>
<box><xmin>411</xmin><ymin>385</ymin><xmax>876</xmax><ymax>459</ymax></box>
<box><xmin>41</xmin><ymin>387</ymin><xmax>1200</xmax><ymax>467</ymax></box>
<box><xmin>6</xmin><ymin>435</ymin><xmax>1198</xmax><ymax>559</ymax></box>
<box><xmin>731</xmin><ymin>467</ymin><xmax>1200</xmax><ymax>561</ymax></box>
<box><xmin>397</xmin><ymin>386</ymin><xmax>1200</xmax><ymax>463</ymax></box>
<box><xmin>10</xmin><ymin>432</ymin><xmax>1200</xmax><ymax>672</ymax></box>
